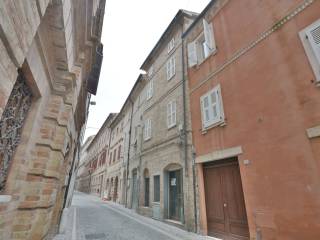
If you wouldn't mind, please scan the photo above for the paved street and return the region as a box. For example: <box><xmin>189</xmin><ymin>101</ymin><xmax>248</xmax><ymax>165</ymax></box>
<box><xmin>67</xmin><ymin>192</ymin><xmax>213</xmax><ymax>240</ymax></box>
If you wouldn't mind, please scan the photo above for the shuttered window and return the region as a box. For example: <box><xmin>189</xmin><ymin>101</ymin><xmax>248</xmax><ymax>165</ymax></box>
<box><xmin>200</xmin><ymin>85</ymin><xmax>224</xmax><ymax>129</ymax></box>
<box><xmin>168</xmin><ymin>38</ymin><xmax>175</xmax><ymax>53</ymax></box>
<box><xmin>307</xmin><ymin>23</ymin><xmax>320</xmax><ymax>64</ymax></box>
<box><xmin>144</xmin><ymin>119</ymin><xmax>152</xmax><ymax>140</ymax></box>
<box><xmin>188</xmin><ymin>19</ymin><xmax>216</xmax><ymax>67</ymax></box>
<box><xmin>146</xmin><ymin>79</ymin><xmax>153</xmax><ymax>100</ymax></box>
<box><xmin>166</xmin><ymin>56</ymin><xmax>176</xmax><ymax>80</ymax></box>
<box><xmin>167</xmin><ymin>100</ymin><xmax>177</xmax><ymax>128</ymax></box>
<box><xmin>301</xmin><ymin>19</ymin><xmax>320</xmax><ymax>84</ymax></box>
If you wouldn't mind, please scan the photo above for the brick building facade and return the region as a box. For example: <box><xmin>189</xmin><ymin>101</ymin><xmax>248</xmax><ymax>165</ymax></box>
<box><xmin>0</xmin><ymin>0</ymin><xmax>106</xmax><ymax>239</ymax></box>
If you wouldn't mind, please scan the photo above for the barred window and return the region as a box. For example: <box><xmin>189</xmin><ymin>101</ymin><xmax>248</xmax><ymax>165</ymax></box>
<box><xmin>0</xmin><ymin>70</ymin><xmax>32</xmax><ymax>192</ymax></box>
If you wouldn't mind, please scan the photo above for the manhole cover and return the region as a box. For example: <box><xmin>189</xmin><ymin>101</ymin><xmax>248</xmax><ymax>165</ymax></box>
<box><xmin>85</xmin><ymin>233</ymin><xmax>106</xmax><ymax>239</ymax></box>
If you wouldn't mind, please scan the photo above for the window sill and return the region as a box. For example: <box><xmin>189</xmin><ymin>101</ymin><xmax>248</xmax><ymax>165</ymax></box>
<box><xmin>167</xmin><ymin>124</ymin><xmax>176</xmax><ymax>130</ymax></box>
<box><xmin>201</xmin><ymin>120</ymin><xmax>226</xmax><ymax>135</ymax></box>
<box><xmin>0</xmin><ymin>195</ymin><xmax>12</xmax><ymax>203</ymax></box>
<box><xmin>167</xmin><ymin>74</ymin><xmax>175</xmax><ymax>82</ymax></box>
<box><xmin>196</xmin><ymin>48</ymin><xmax>218</xmax><ymax>68</ymax></box>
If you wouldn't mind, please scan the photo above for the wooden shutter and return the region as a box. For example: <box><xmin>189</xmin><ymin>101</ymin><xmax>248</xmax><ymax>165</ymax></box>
<box><xmin>306</xmin><ymin>23</ymin><xmax>320</xmax><ymax>65</ymax></box>
<box><xmin>188</xmin><ymin>41</ymin><xmax>198</xmax><ymax>67</ymax></box>
<box><xmin>203</xmin><ymin>19</ymin><xmax>215</xmax><ymax>51</ymax></box>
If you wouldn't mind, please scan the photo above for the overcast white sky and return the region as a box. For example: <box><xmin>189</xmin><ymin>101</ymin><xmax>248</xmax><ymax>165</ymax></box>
<box><xmin>84</xmin><ymin>0</ymin><xmax>211</xmax><ymax>140</ymax></box>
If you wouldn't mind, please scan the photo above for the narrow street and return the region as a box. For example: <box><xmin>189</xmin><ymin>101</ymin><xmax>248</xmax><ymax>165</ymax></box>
<box><xmin>68</xmin><ymin>192</ymin><xmax>211</xmax><ymax>240</ymax></box>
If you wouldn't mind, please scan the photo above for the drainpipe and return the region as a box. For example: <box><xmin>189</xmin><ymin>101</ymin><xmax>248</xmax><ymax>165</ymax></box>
<box><xmin>180</xmin><ymin>22</ymin><xmax>188</xmax><ymax>227</ymax></box>
<box><xmin>181</xmin><ymin>22</ymin><xmax>198</xmax><ymax>232</ymax></box>
<box><xmin>125</xmin><ymin>98</ymin><xmax>134</xmax><ymax>207</ymax></box>
<box><xmin>192</xmin><ymin>146</ymin><xmax>198</xmax><ymax>233</ymax></box>
<box><xmin>181</xmin><ymin>26</ymin><xmax>188</xmax><ymax>178</ymax></box>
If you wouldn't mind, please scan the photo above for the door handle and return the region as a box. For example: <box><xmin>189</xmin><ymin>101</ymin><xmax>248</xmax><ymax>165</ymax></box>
<box><xmin>223</xmin><ymin>203</ymin><xmax>227</xmax><ymax>208</ymax></box>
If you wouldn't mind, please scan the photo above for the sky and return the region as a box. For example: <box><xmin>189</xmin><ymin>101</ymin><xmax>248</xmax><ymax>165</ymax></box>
<box><xmin>84</xmin><ymin>0</ymin><xmax>211</xmax><ymax>140</ymax></box>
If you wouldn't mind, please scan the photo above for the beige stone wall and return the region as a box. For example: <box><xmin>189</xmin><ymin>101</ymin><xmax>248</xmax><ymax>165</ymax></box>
<box><xmin>0</xmin><ymin>0</ymin><xmax>106</xmax><ymax>239</ymax></box>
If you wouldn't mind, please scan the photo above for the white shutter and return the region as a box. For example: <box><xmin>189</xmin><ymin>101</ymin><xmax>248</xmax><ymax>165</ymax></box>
<box><xmin>166</xmin><ymin>60</ymin><xmax>170</xmax><ymax>80</ymax></box>
<box><xmin>172</xmin><ymin>57</ymin><xmax>176</xmax><ymax>76</ymax></box>
<box><xmin>172</xmin><ymin>101</ymin><xmax>176</xmax><ymax>125</ymax></box>
<box><xmin>306</xmin><ymin>23</ymin><xmax>320</xmax><ymax>65</ymax></box>
<box><xmin>200</xmin><ymin>85</ymin><xmax>224</xmax><ymax>129</ymax></box>
<box><xmin>150</xmin><ymin>79</ymin><xmax>153</xmax><ymax>97</ymax></box>
<box><xmin>200</xmin><ymin>95</ymin><xmax>210</xmax><ymax>128</ymax></box>
<box><xmin>210</xmin><ymin>89</ymin><xmax>220</xmax><ymax>124</ymax></box>
<box><xmin>148</xmin><ymin>119</ymin><xmax>152</xmax><ymax>139</ymax></box>
<box><xmin>148</xmin><ymin>65</ymin><xmax>154</xmax><ymax>77</ymax></box>
<box><xmin>144</xmin><ymin>121</ymin><xmax>147</xmax><ymax>140</ymax></box>
<box><xmin>203</xmin><ymin>19</ymin><xmax>215</xmax><ymax>52</ymax></box>
<box><xmin>167</xmin><ymin>102</ymin><xmax>171</xmax><ymax>127</ymax></box>
<box><xmin>187</xmin><ymin>41</ymin><xmax>198</xmax><ymax>67</ymax></box>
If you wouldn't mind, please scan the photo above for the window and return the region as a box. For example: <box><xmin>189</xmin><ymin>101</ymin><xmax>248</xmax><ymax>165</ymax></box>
<box><xmin>167</xmin><ymin>100</ymin><xmax>176</xmax><ymax>128</ymax></box>
<box><xmin>144</xmin><ymin>119</ymin><xmax>152</xmax><ymax>140</ymax></box>
<box><xmin>153</xmin><ymin>175</ymin><xmax>160</xmax><ymax>202</ymax></box>
<box><xmin>300</xmin><ymin>19</ymin><xmax>320</xmax><ymax>83</ymax></box>
<box><xmin>166</xmin><ymin>56</ymin><xmax>176</xmax><ymax>80</ymax></box>
<box><xmin>113</xmin><ymin>149</ymin><xmax>116</xmax><ymax>162</ymax></box>
<box><xmin>146</xmin><ymin>79</ymin><xmax>153</xmax><ymax>100</ymax></box>
<box><xmin>0</xmin><ymin>71</ymin><xmax>32</xmax><ymax>192</ymax></box>
<box><xmin>148</xmin><ymin>65</ymin><xmax>154</xmax><ymax>77</ymax></box>
<box><xmin>109</xmin><ymin>152</ymin><xmax>112</xmax><ymax>164</ymax></box>
<box><xmin>200</xmin><ymin>84</ymin><xmax>224</xmax><ymax>129</ymax></box>
<box><xmin>167</xmin><ymin>38</ymin><xmax>175</xmax><ymax>53</ymax></box>
<box><xmin>134</xmin><ymin>125</ymin><xmax>138</xmax><ymax>140</ymax></box>
<box><xmin>188</xmin><ymin>19</ymin><xmax>216</xmax><ymax>67</ymax></box>
<box><xmin>118</xmin><ymin>145</ymin><xmax>121</xmax><ymax>160</ymax></box>
<box><xmin>145</xmin><ymin>177</ymin><xmax>150</xmax><ymax>206</ymax></box>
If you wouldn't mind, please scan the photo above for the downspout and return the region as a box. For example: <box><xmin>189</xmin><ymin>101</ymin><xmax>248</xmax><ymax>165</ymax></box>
<box><xmin>180</xmin><ymin>21</ymin><xmax>188</xmax><ymax>226</ymax></box>
<box><xmin>181</xmin><ymin>22</ymin><xmax>198</xmax><ymax>232</ymax></box>
<box><xmin>125</xmin><ymin>98</ymin><xmax>134</xmax><ymax>207</ymax></box>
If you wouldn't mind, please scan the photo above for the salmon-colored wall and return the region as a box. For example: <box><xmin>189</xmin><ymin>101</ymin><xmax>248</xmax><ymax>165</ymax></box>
<box><xmin>187</xmin><ymin>1</ymin><xmax>320</xmax><ymax>239</ymax></box>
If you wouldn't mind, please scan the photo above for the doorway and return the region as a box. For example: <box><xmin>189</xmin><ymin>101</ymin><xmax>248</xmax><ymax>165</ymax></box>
<box><xmin>168</xmin><ymin>169</ymin><xmax>183</xmax><ymax>221</ymax></box>
<box><xmin>132</xmin><ymin>170</ymin><xmax>138</xmax><ymax>209</ymax></box>
<box><xmin>203</xmin><ymin>158</ymin><xmax>249</xmax><ymax>239</ymax></box>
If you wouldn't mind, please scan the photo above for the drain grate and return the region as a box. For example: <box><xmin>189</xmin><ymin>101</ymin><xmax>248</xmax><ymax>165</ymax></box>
<box><xmin>85</xmin><ymin>233</ymin><xmax>106</xmax><ymax>239</ymax></box>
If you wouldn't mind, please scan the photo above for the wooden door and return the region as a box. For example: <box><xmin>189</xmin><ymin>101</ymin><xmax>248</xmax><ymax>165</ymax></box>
<box><xmin>204</xmin><ymin>158</ymin><xmax>249</xmax><ymax>240</ymax></box>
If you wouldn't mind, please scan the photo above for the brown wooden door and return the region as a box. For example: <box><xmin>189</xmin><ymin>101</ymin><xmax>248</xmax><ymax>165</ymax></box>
<box><xmin>204</xmin><ymin>158</ymin><xmax>249</xmax><ymax>240</ymax></box>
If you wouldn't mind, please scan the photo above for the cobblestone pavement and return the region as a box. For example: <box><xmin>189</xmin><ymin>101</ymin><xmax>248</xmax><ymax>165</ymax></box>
<box><xmin>68</xmin><ymin>192</ymin><xmax>217</xmax><ymax>240</ymax></box>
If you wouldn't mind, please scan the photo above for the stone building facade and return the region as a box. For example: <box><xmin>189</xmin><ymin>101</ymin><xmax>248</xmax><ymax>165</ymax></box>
<box><xmin>0</xmin><ymin>0</ymin><xmax>106</xmax><ymax>239</ymax></box>
<box><xmin>134</xmin><ymin>10</ymin><xmax>198</xmax><ymax>231</ymax></box>
<box><xmin>183</xmin><ymin>0</ymin><xmax>320</xmax><ymax>239</ymax></box>
<box><xmin>76</xmin><ymin>136</ymin><xmax>95</xmax><ymax>194</ymax></box>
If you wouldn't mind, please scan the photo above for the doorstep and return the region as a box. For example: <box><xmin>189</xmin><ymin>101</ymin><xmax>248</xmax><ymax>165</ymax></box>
<box><xmin>164</xmin><ymin>219</ymin><xmax>185</xmax><ymax>230</ymax></box>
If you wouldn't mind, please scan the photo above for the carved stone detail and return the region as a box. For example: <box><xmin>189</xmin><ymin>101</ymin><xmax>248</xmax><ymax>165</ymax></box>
<box><xmin>0</xmin><ymin>71</ymin><xmax>32</xmax><ymax>192</ymax></box>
